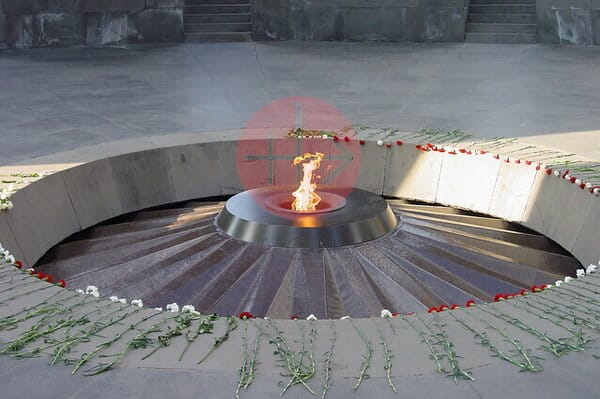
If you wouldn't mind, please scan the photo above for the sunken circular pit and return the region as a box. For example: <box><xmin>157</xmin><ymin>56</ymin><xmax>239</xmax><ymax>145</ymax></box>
<box><xmin>35</xmin><ymin>196</ymin><xmax>581</xmax><ymax>319</ymax></box>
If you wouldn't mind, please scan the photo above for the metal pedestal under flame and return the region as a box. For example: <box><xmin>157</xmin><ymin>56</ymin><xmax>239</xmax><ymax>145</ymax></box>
<box><xmin>215</xmin><ymin>186</ymin><xmax>397</xmax><ymax>248</ymax></box>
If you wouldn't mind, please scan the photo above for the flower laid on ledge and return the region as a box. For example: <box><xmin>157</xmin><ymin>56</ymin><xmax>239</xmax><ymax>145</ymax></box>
<box><xmin>0</xmin><ymin>184</ymin><xmax>15</xmax><ymax>211</ymax></box>
<box><xmin>465</xmin><ymin>299</ymin><xmax>476</xmax><ymax>307</ymax></box>
<box><xmin>85</xmin><ymin>285</ymin><xmax>99</xmax><ymax>297</ymax></box>
<box><xmin>166</xmin><ymin>302</ymin><xmax>179</xmax><ymax>313</ymax></box>
<box><xmin>239</xmin><ymin>311</ymin><xmax>254</xmax><ymax>320</ymax></box>
<box><xmin>380</xmin><ymin>309</ymin><xmax>393</xmax><ymax>318</ymax></box>
<box><xmin>587</xmin><ymin>264</ymin><xmax>598</xmax><ymax>274</ymax></box>
<box><xmin>306</xmin><ymin>314</ymin><xmax>317</xmax><ymax>321</ymax></box>
<box><xmin>181</xmin><ymin>305</ymin><xmax>200</xmax><ymax>315</ymax></box>
<box><xmin>131</xmin><ymin>299</ymin><xmax>143</xmax><ymax>308</ymax></box>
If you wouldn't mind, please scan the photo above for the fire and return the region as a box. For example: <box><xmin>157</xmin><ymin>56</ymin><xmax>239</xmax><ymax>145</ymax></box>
<box><xmin>291</xmin><ymin>152</ymin><xmax>324</xmax><ymax>212</ymax></box>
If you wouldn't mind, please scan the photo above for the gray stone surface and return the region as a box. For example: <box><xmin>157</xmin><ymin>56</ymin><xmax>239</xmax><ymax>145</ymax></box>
<box><xmin>80</xmin><ymin>0</ymin><xmax>145</xmax><ymax>12</ymax></box>
<box><xmin>536</xmin><ymin>0</ymin><xmax>600</xmax><ymax>45</ymax></box>
<box><xmin>253</xmin><ymin>0</ymin><xmax>468</xmax><ymax>42</ymax></box>
<box><xmin>1</xmin><ymin>43</ymin><xmax>600</xmax><ymax>165</ymax></box>
<box><xmin>86</xmin><ymin>11</ymin><xmax>128</xmax><ymax>46</ymax></box>
<box><xmin>127</xmin><ymin>8</ymin><xmax>183</xmax><ymax>43</ymax></box>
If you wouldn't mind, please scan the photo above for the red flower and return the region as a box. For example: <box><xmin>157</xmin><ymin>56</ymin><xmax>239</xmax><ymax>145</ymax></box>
<box><xmin>427</xmin><ymin>307</ymin><xmax>439</xmax><ymax>313</ymax></box>
<box><xmin>506</xmin><ymin>294</ymin><xmax>514</xmax><ymax>299</ymax></box>
<box><xmin>57</xmin><ymin>279</ymin><xmax>66</xmax><ymax>288</ymax></box>
<box><xmin>438</xmin><ymin>304</ymin><xmax>449</xmax><ymax>311</ymax></box>
<box><xmin>43</xmin><ymin>274</ymin><xmax>53</xmax><ymax>283</ymax></box>
<box><xmin>504</xmin><ymin>158</ymin><xmax>510</xmax><ymax>163</ymax></box>
<box><xmin>466</xmin><ymin>150</ymin><xmax>472</xmax><ymax>155</ymax></box>
<box><xmin>580</xmin><ymin>183</ymin><xmax>586</xmax><ymax>189</ymax></box>
<box><xmin>427</xmin><ymin>143</ymin><xmax>434</xmax><ymax>148</ymax></box>
<box><xmin>570</xmin><ymin>176</ymin><xmax>577</xmax><ymax>183</ymax></box>
<box><xmin>540</xmin><ymin>284</ymin><xmax>548</xmax><ymax>290</ymax></box>
<box><xmin>449</xmin><ymin>151</ymin><xmax>457</xmax><ymax>155</ymax></box>
<box><xmin>480</xmin><ymin>150</ymin><xmax>486</xmax><ymax>155</ymax></box>
<box><xmin>239</xmin><ymin>312</ymin><xmax>253</xmax><ymax>320</ymax></box>
<box><xmin>545</xmin><ymin>168</ymin><xmax>552</xmax><ymax>175</ymax></box>
<box><xmin>493</xmin><ymin>154</ymin><xmax>500</xmax><ymax>160</ymax></box>
<box><xmin>290</xmin><ymin>315</ymin><xmax>299</xmax><ymax>320</ymax></box>
<box><xmin>519</xmin><ymin>289</ymin><xmax>527</xmax><ymax>296</ymax></box>
<box><xmin>344</xmin><ymin>136</ymin><xmax>350</xmax><ymax>142</ymax></box>
<box><xmin>386</xmin><ymin>143</ymin><xmax>392</xmax><ymax>148</ymax></box>
<box><xmin>415</xmin><ymin>144</ymin><xmax>421</xmax><ymax>149</ymax></box>
<box><xmin>438</xmin><ymin>148</ymin><xmax>446</xmax><ymax>153</ymax></box>
<box><xmin>515</xmin><ymin>159</ymin><xmax>521</xmax><ymax>164</ymax></box>
<box><xmin>396</xmin><ymin>140</ymin><xmax>403</xmax><ymax>146</ymax></box>
<box><xmin>14</xmin><ymin>260</ymin><xmax>23</xmax><ymax>269</ymax></box>
<box><xmin>530</xmin><ymin>285</ymin><xmax>541</xmax><ymax>293</ymax></box>
<box><xmin>450</xmin><ymin>304</ymin><xmax>460</xmax><ymax>310</ymax></box>
<box><xmin>465</xmin><ymin>299</ymin><xmax>476</xmax><ymax>307</ymax></box>
<box><xmin>525</xmin><ymin>160</ymin><xmax>532</xmax><ymax>165</ymax></box>
<box><xmin>536</xmin><ymin>164</ymin><xmax>541</xmax><ymax>170</ymax></box>
<box><xmin>359</xmin><ymin>140</ymin><xmax>365</xmax><ymax>145</ymax></box>
<box><xmin>392</xmin><ymin>312</ymin><xmax>400</xmax><ymax>317</ymax></box>
<box><xmin>459</xmin><ymin>149</ymin><xmax>466</xmax><ymax>153</ymax></box>
<box><xmin>407</xmin><ymin>312</ymin><xmax>416</xmax><ymax>316</ymax></box>
<box><xmin>333</xmin><ymin>136</ymin><xmax>339</xmax><ymax>142</ymax></box>
<box><xmin>494</xmin><ymin>293</ymin><xmax>506</xmax><ymax>302</ymax></box>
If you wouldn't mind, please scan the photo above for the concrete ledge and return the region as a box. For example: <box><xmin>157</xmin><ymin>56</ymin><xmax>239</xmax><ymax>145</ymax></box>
<box><xmin>0</xmin><ymin>138</ymin><xmax>598</xmax><ymax>268</ymax></box>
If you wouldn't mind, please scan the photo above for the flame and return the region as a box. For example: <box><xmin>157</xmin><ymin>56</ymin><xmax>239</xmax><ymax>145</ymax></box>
<box><xmin>291</xmin><ymin>152</ymin><xmax>324</xmax><ymax>212</ymax></box>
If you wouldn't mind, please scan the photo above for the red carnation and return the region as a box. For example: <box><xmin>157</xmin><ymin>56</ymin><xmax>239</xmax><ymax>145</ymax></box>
<box><xmin>466</xmin><ymin>150</ymin><xmax>472</xmax><ymax>155</ymax></box>
<box><xmin>545</xmin><ymin>168</ymin><xmax>552</xmax><ymax>175</ymax></box>
<box><xmin>386</xmin><ymin>143</ymin><xmax>392</xmax><ymax>148</ymax></box>
<box><xmin>427</xmin><ymin>307</ymin><xmax>438</xmax><ymax>313</ymax></box>
<box><xmin>459</xmin><ymin>149</ymin><xmax>466</xmax><ymax>153</ymax></box>
<box><xmin>494</xmin><ymin>293</ymin><xmax>506</xmax><ymax>302</ymax></box>
<box><xmin>415</xmin><ymin>144</ymin><xmax>421</xmax><ymax>149</ymax></box>
<box><xmin>504</xmin><ymin>158</ymin><xmax>510</xmax><ymax>163</ymax></box>
<box><xmin>540</xmin><ymin>284</ymin><xmax>548</xmax><ymax>290</ymax></box>
<box><xmin>438</xmin><ymin>148</ymin><xmax>446</xmax><ymax>153</ymax></box>
<box><xmin>239</xmin><ymin>312</ymin><xmax>253</xmax><ymax>320</ymax></box>
<box><xmin>536</xmin><ymin>164</ymin><xmax>541</xmax><ymax>170</ymax></box>
<box><xmin>580</xmin><ymin>183</ymin><xmax>586</xmax><ymax>189</ymax></box>
<box><xmin>480</xmin><ymin>150</ymin><xmax>486</xmax><ymax>155</ymax></box>
<box><xmin>427</xmin><ymin>143</ymin><xmax>434</xmax><ymax>148</ymax></box>
<box><xmin>450</xmin><ymin>304</ymin><xmax>460</xmax><ymax>310</ymax></box>
<box><xmin>465</xmin><ymin>299</ymin><xmax>476</xmax><ymax>307</ymax></box>
<box><xmin>290</xmin><ymin>315</ymin><xmax>299</xmax><ymax>320</ymax></box>
<box><xmin>525</xmin><ymin>160</ymin><xmax>532</xmax><ymax>165</ymax></box>
<box><xmin>392</xmin><ymin>312</ymin><xmax>400</xmax><ymax>317</ymax></box>
<box><xmin>43</xmin><ymin>274</ymin><xmax>53</xmax><ymax>283</ymax></box>
<box><xmin>449</xmin><ymin>151</ymin><xmax>457</xmax><ymax>155</ymax></box>
<box><xmin>333</xmin><ymin>135</ymin><xmax>339</xmax><ymax>142</ymax></box>
<box><xmin>344</xmin><ymin>136</ymin><xmax>350</xmax><ymax>142</ymax></box>
<box><xmin>14</xmin><ymin>260</ymin><xmax>23</xmax><ymax>269</ymax></box>
<box><xmin>407</xmin><ymin>312</ymin><xmax>416</xmax><ymax>316</ymax></box>
<box><xmin>570</xmin><ymin>176</ymin><xmax>577</xmax><ymax>183</ymax></box>
<box><xmin>438</xmin><ymin>304</ymin><xmax>449</xmax><ymax>311</ymax></box>
<box><xmin>519</xmin><ymin>289</ymin><xmax>527</xmax><ymax>296</ymax></box>
<box><xmin>515</xmin><ymin>159</ymin><xmax>521</xmax><ymax>164</ymax></box>
<box><xmin>396</xmin><ymin>140</ymin><xmax>403</xmax><ymax>146</ymax></box>
<box><xmin>57</xmin><ymin>279</ymin><xmax>66</xmax><ymax>288</ymax></box>
<box><xmin>493</xmin><ymin>154</ymin><xmax>500</xmax><ymax>159</ymax></box>
<box><xmin>530</xmin><ymin>285</ymin><xmax>541</xmax><ymax>292</ymax></box>
<box><xmin>359</xmin><ymin>140</ymin><xmax>365</xmax><ymax>145</ymax></box>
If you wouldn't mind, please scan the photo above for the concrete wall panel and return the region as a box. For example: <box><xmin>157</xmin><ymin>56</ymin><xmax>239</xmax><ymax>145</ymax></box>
<box><xmin>3</xmin><ymin>173</ymin><xmax>80</xmax><ymax>265</ymax></box>
<box><xmin>489</xmin><ymin>162</ymin><xmax>538</xmax><ymax>222</ymax></box>
<box><xmin>436</xmin><ymin>153</ymin><xmax>500</xmax><ymax>214</ymax></box>
<box><xmin>383</xmin><ymin>146</ymin><xmax>442</xmax><ymax>202</ymax></box>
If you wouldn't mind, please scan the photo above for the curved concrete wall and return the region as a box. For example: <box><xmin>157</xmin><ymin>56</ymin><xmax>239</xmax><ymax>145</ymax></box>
<box><xmin>0</xmin><ymin>139</ymin><xmax>598</xmax><ymax>268</ymax></box>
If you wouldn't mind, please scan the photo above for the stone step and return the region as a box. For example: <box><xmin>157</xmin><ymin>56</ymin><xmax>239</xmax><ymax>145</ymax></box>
<box><xmin>467</xmin><ymin>22</ymin><xmax>536</xmax><ymax>34</ymax></box>
<box><xmin>185</xmin><ymin>32</ymin><xmax>253</xmax><ymax>42</ymax></box>
<box><xmin>185</xmin><ymin>13</ymin><xmax>252</xmax><ymax>24</ymax></box>
<box><xmin>186</xmin><ymin>0</ymin><xmax>250</xmax><ymax>4</ymax></box>
<box><xmin>465</xmin><ymin>32</ymin><xmax>536</xmax><ymax>43</ymax></box>
<box><xmin>184</xmin><ymin>22</ymin><xmax>252</xmax><ymax>33</ymax></box>
<box><xmin>469</xmin><ymin>4</ymin><xmax>536</xmax><ymax>14</ymax></box>
<box><xmin>467</xmin><ymin>13</ymin><xmax>537</xmax><ymax>24</ymax></box>
<box><xmin>184</xmin><ymin>4</ymin><xmax>250</xmax><ymax>14</ymax></box>
<box><xmin>470</xmin><ymin>0</ymin><xmax>535</xmax><ymax>4</ymax></box>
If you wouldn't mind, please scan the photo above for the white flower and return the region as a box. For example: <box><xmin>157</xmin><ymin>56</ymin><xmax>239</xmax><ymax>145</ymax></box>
<box><xmin>586</xmin><ymin>264</ymin><xmax>598</xmax><ymax>274</ymax></box>
<box><xmin>181</xmin><ymin>305</ymin><xmax>196</xmax><ymax>313</ymax></box>
<box><xmin>564</xmin><ymin>174</ymin><xmax>571</xmax><ymax>180</ymax></box>
<box><xmin>322</xmin><ymin>134</ymin><xmax>329</xmax><ymax>139</ymax></box>
<box><xmin>555</xmin><ymin>280</ymin><xmax>562</xmax><ymax>287</ymax></box>
<box><xmin>154</xmin><ymin>307</ymin><xmax>163</xmax><ymax>312</ymax></box>
<box><xmin>553</xmin><ymin>170</ymin><xmax>560</xmax><ymax>177</ymax></box>
<box><xmin>27</xmin><ymin>268</ymin><xmax>35</xmax><ymax>273</ymax></box>
<box><xmin>380</xmin><ymin>309</ymin><xmax>392</xmax><ymax>318</ymax></box>
<box><xmin>564</xmin><ymin>276</ymin><xmax>573</xmax><ymax>283</ymax></box>
<box><xmin>6</xmin><ymin>255</ymin><xmax>14</xmax><ymax>264</ymax></box>
<box><xmin>575</xmin><ymin>179</ymin><xmax>582</xmax><ymax>185</ymax></box>
<box><xmin>546</xmin><ymin>284</ymin><xmax>553</xmax><ymax>289</ymax></box>
<box><xmin>340</xmin><ymin>316</ymin><xmax>351</xmax><ymax>320</ymax></box>
<box><xmin>594</xmin><ymin>188</ymin><xmax>600</xmax><ymax>196</ymax></box>
<box><xmin>576</xmin><ymin>269</ymin><xmax>585</xmax><ymax>278</ymax></box>
<box><xmin>586</xmin><ymin>182</ymin><xmax>592</xmax><ymax>189</ymax></box>
<box><xmin>166</xmin><ymin>303</ymin><xmax>179</xmax><ymax>313</ymax></box>
<box><xmin>263</xmin><ymin>316</ymin><xmax>270</xmax><ymax>320</ymax></box>
<box><xmin>85</xmin><ymin>285</ymin><xmax>98</xmax><ymax>294</ymax></box>
<box><xmin>306</xmin><ymin>314</ymin><xmax>317</xmax><ymax>321</ymax></box>
<box><xmin>131</xmin><ymin>299</ymin><xmax>143</xmax><ymax>308</ymax></box>
<box><xmin>110</xmin><ymin>296</ymin><xmax>119</xmax><ymax>302</ymax></box>
<box><xmin>377</xmin><ymin>140</ymin><xmax>383</xmax><ymax>146</ymax></box>
<box><xmin>119</xmin><ymin>298</ymin><xmax>127</xmax><ymax>304</ymax></box>
<box><xmin>76</xmin><ymin>288</ymin><xmax>85</xmax><ymax>294</ymax></box>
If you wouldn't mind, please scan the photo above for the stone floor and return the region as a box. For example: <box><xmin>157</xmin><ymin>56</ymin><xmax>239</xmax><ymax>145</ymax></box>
<box><xmin>1</xmin><ymin>42</ymin><xmax>600</xmax><ymax>166</ymax></box>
